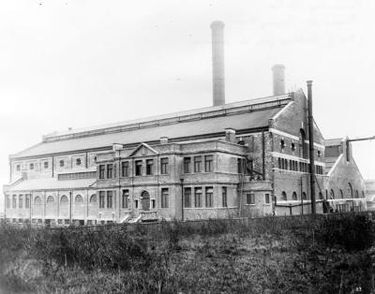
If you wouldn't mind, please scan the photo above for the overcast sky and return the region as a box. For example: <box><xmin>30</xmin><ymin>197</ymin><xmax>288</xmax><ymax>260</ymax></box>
<box><xmin>1</xmin><ymin>0</ymin><xmax>374</xmax><ymax>202</ymax></box>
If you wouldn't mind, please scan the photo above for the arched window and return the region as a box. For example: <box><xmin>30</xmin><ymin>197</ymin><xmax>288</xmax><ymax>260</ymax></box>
<box><xmin>34</xmin><ymin>196</ymin><xmax>42</xmax><ymax>204</ymax></box>
<box><xmin>330</xmin><ymin>189</ymin><xmax>335</xmax><ymax>199</ymax></box>
<box><xmin>300</xmin><ymin>129</ymin><xmax>308</xmax><ymax>159</ymax></box>
<box><xmin>281</xmin><ymin>191</ymin><xmax>287</xmax><ymax>201</ymax></box>
<box><xmin>340</xmin><ymin>189</ymin><xmax>344</xmax><ymax>199</ymax></box>
<box><xmin>47</xmin><ymin>196</ymin><xmax>54</xmax><ymax>203</ymax></box>
<box><xmin>60</xmin><ymin>195</ymin><xmax>68</xmax><ymax>204</ymax></box>
<box><xmin>319</xmin><ymin>192</ymin><xmax>323</xmax><ymax>199</ymax></box>
<box><xmin>75</xmin><ymin>195</ymin><xmax>83</xmax><ymax>203</ymax></box>
<box><xmin>355</xmin><ymin>190</ymin><xmax>359</xmax><ymax>198</ymax></box>
<box><xmin>292</xmin><ymin>192</ymin><xmax>297</xmax><ymax>200</ymax></box>
<box><xmin>348</xmin><ymin>183</ymin><xmax>353</xmax><ymax>198</ymax></box>
<box><xmin>90</xmin><ymin>194</ymin><xmax>97</xmax><ymax>203</ymax></box>
<box><xmin>302</xmin><ymin>192</ymin><xmax>307</xmax><ymax>200</ymax></box>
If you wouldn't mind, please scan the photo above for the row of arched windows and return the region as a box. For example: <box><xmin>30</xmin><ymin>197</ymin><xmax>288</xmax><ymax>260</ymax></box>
<box><xmin>33</xmin><ymin>194</ymin><xmax>97</xmax><ymax>205</ymax></box>
<box><xmin>280</xmin><ymin>183</ymin><xmax>365</xmax><ymax>201</ymax></box>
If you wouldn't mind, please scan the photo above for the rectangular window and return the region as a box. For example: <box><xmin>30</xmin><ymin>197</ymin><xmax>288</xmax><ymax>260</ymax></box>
<box><xmin>25</xmin><ymin>194</ymin><xmax>30</xmax><ymax>209</ymax></box>
<box><xmin>194</xmin><ymin>156</ymin><xmax>202</xmax><ymax>173</ymax></box>
<box><xmin>122</xmin><ymin>189</ymin><xmax>129</xmax><ymax>209</ymax></box>
<box><xmin>44</xmin><ymin>161</ymin><xmax>49</xmax><ymax>169</ymax></box>
<box><xmin>99</xmin><ymin>165</ymin><xmax>105</xmax><ymax>179</ymax></box>
<box><xmin>161</xmin><ymin>188</ymin><xmax>169</xmax><ymax>208</ymax></box>
<box><xmin>204</xmin><ymin>155</ymin><xmax>213</xmax><ymax>172</ymax></box>
<box><xmin>151</xmin><ymin>199</ymin><xmax>156</xmax><ymax>209</ymax></box>
<box><xmin>107</xmin><ymin>164</ymin><xmax>113</xmax><ymax>179</ymax></box>
<box><xmin>205</xmin><ymin>187</ymin><xmax>213</xmax><ymax>207</ymax></box>
<box><xmin>29</xmin><ymin>163</ymin><xmax>34</xmax><ymax>170</ymax></box>
<box><xmin>6</xmin><ymin>195</ymin><xmax>10</xmax><ymax>209</ymax></box>
<box><xmin>16</xmin><ymin>165</ymin><xmax>20</xmax><ymax>171</ymax></box>
<box><xmin>121</xmin><ymin>161</ymin><xmax>129</xmax><ymax>177</ymax></box>
<box><xmin>160</xmin><ymin>158</ymin><xmax>169</xmax><ymax>174</ymax></box>
<box><xmin>146</xmin><ymin>159</ymin><xmax>153</xmax><ymax>175</ymax></box>
<box><xmin>99</xmin><ymin>191</ymin><xmax>105</xmax><ymax>208</ymax></box>
<box><xmin>107</xmin><ymin>191</ymin><xmax>113</xmax><ymax>208</ymax></box>
<box><xmin>237</xmin><ymin>158</ymin><xmax>245</xmax><ymax>174</ymax></box>
<box><xmin>135</xmin><ymin>160</ymin><xmax>143</xmax><ymax>176</ymax></box>
<box><xmin>184</xmin><ymin>187</ymin><xmax>191</xmax><ymax>208</ymax></box>
<box><xmin>19</xmin><ymin>195</ymin><xmax>23</xmax><ymax>209</ymax></box>
<box><xmin>222</xmin><ymin>187</ymin><xmax>228</xmax><ymax>207</ymax></box>
<box><xmin>184</xmin><ymin>157</ymin><xmax>191</xmax><ymax>173</ymax></box>
<box><xmin>135</xmin><ymin>200</ymin><xmax>138</xmax><ymax>209</ymax></box>
<box><xmin>194</xmin><ymin>187</ymin><xmax>202</xmax><ymax>207</ymax></box>
<box><xmin>12</xmin><ymin>195</ymin><xmax>17</xmax><ymax>208</ymax></box>
<box><xmin>246</xmin><ymin>193</ymin><xmax>255</xmax><ymax>205</ymax></box>
<box><xmin>265</xmin><ymin>193</ymin><xmax>270</xmax><ymax>204</ymax></box>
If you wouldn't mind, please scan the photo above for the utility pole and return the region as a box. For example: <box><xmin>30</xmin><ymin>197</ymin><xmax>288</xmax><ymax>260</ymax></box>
<box><xmin>307</xmin><ymin>80</ymin><xmax>316</xmax><ymax>215</ymax></box>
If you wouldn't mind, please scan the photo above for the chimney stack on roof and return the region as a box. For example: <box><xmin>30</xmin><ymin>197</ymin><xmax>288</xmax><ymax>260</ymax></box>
<box><xmin>272</xmin><ymin>64</ymin><xmax>286</xmax><ymax>96</ymax></box>
<box><xmin>211</xmin><ymin>21</ymin><xmax>225</xmax><ymax>106</ymax></box>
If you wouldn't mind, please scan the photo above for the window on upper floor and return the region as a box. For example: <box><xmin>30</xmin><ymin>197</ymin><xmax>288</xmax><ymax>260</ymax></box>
<box><xmin>121</xmin><ymin>161</ymin><xmax>129</xmax><ymax>177</ymax></box>
<box><xmin>76</xmin><ymin>158</ymin><xmax>82</xmax><ymax>166</ymax></box>
<box><xmin>25</xmin><ymin>194</ymin><xmax>30</xmax><ymax>208</ymax></box>
<box><xmin>194</xmin><ymin>156</ymin><xmax>202</xmax><ymax>173</ymax></box>
<box><xmin>184</xmin><ymin>157</ymin><xmax>191</xmax><ymax>173</ymax></box>
<box><xmin>44</xmin><ymin>161</ymin><xmax>48</xmax><ymax>169</ymax></box>
<box><xmin>59</xmin><ymin>160</ymin><xmax>65</xmax><ymax>167</ymax></box>
<box><xmin>317</xmin><ymin>150</ymin><xmax>321</xmax><ymax>158</ymax></box>
<box><xmin>16</xmin><ymin>165</ymin><xmax>20</xmax><ymax>172</ymax></box>
<box><xmin>291</xmin><ymin>143</ymin><xmax>296</xmax><ymax>152</ymax></box>
<box><xmin>204</xmin><ymin>155</ymin><xmax>213</xmax><ymax>172</ymax></box>
<box><xmin>280</xmin><ymin>139</ymin><xmax>285</xmax><ymax>151</ymax></box>
<box><xmin>300</xmin><ymin>129</ymin><xmax>308</xmax><ymax>159</ymax></box>
<box><xmin>99</xmin><ymin>165</ymin><xmax>105</xmax><ymax>179</ymax></box>
<box><xmin>107</xmin><ymin>164</ymin><xmax>114</xmax><ymax>179</ymax></box>
<box><xmin>161</xmin><ymin>188</ymin><xmax>169</xmax><ymax>208</ymax></box>
<box><xmin>160</xmin><ymin>158</ymin><xmax>169</xmax><ymax>175</ymax></box>
<box><xmin>29</xmin><ymin>163</ymin><xmax>34</xmax><ymax>170</ymax></box>
<box><xmin>135</xmin><ymin>160</ymin><xmax>143</xmax><ymax>176</ymax></box>
<box><xmin>292</xmin><ymin>192</ymin><xmax>297</xmax><ymax>200</ymax></box>
<box><xmin>146</xmin><ymin>159</ymin><xmax>153</xmax><ymax>175</ymax></box>
<box><xmin>281</xmin><ymin>191</ymin><xmax>287</xmax><ymax>201</ymax></box>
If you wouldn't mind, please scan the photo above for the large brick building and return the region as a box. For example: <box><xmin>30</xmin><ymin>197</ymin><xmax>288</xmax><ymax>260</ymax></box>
<box><xmin>3</xmin><ymin>21</ymin><xmax>367</xmax><ymax>224</ymax></box>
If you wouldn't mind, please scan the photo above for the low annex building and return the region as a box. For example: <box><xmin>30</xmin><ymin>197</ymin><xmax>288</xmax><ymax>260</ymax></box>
<box><xmin>3</xmin><ymin>22</ymin><xmax>367</xmax><ymax>224</ymax></box>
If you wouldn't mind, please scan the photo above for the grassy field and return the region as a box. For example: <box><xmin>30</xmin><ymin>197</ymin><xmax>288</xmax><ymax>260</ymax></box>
<box><xmin>0</xmin><ymin>213</ymin><xmax>374</xmax><ymax>293</ymax></box>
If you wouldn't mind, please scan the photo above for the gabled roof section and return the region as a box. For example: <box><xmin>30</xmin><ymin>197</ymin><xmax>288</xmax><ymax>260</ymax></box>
<box><xmin>11</xmin><ymin>94</ymin><xmax>291</xmax><ymax>159</ymax></box>
<box><xmin>129</xmin><ymin>143</ymin><xmax>159</xmax><ymax>157</ymax></box>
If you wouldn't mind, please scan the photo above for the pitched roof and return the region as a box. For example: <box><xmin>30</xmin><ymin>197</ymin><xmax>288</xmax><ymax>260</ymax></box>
<box><xmin>325</xmin><ymin>138</ymin><xmax>344</xmax><ymax>146</ymax></box>
<box><xmin>7</xmin><ymin>178</ymin><xmax>96</xmax><ymax>192</ymax></box>
<box><xmin>12</xmin><ymin>101</ymin><xmax>287</xmax><ymax>159</ymax></box>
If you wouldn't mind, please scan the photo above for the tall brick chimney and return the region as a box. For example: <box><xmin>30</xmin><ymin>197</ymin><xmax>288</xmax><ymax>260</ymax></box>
<box><xmin>272</xmin><ymin>64</ymin><xmax>285</xmax><ymax>96</ymax></box>
<box><xmin>211</xmin><ymin>21</ymin><xmax>225</xmax><ymax>106</ymax></box>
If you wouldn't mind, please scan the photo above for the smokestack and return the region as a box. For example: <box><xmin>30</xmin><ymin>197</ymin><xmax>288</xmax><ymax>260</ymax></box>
<box><xmin>211</xmin><ymin>21</ymin><xmax>225</xmax><ymax>106</ymax></box>
<box><xmin>272</xmin><ymin>64</ymin><xmax>285</xmax><ymax>96</ymax></box>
